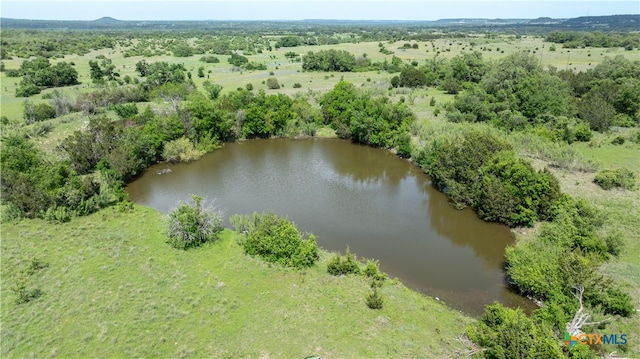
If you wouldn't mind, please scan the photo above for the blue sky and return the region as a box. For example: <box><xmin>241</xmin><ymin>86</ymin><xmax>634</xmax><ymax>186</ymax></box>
<box><xmin>1</xmin><ymin>1</ymin><xmax>638</xmax><ymax>21</ymax></box>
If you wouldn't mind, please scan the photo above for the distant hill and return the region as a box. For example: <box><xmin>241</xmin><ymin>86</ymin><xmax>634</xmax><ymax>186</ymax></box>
<box><xmin>93</xmin><ymin>16</ymin><xmax>122</xmax><ymax>23</ymax></box>
<box><xmin>0</xmin><ymin>14</ymin><xmax>638</xmax><ymax>31</ymax></box>
<box><xmin>562</xmin><ymin>14</ymin><xmax>640</xmax><ymax>28</ymax></box>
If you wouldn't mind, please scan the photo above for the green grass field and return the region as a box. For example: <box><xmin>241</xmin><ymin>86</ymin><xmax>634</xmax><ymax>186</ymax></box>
<box><xmin>0</xmin><ymin>35</ymin><xmax>630</xmax><ymax>123</ymax></box>
<box><xmin>1</xmin><ymin>206</ymin><xmax>471</xmax><ymax>358</ymax></box>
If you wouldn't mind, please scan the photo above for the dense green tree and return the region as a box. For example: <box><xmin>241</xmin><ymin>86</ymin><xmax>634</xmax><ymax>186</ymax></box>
<box><xmin>228</xmin><ymin>53</ymin><xmax>249</xmax><ymax>66</ymax></box>
<box><xmin>446</xmin><ymin>51</ymin><xmax>486</xmax><ymax>84</ymax></box>
<box><xmin>172</xmin><ymin>44</ymin><xmax>194</xmax><ymax>57</ymax></box>
<box><xmin>276</xmin><ymin>36</ymin><xmax>301</xmax><ymax>47</ymax></box>
<box><xmin>302</xmin><ymin>49</ymin><xmax>357</xmax><ymax>72</ymax></box>
<box><xmin>243</xmin><ymin>92</ymin><xmax>293</xmax><ymax>138</ymax></box>
<box><xmin>15</xmin><ymin>57</ymin><xmax>78</xmax><ymax>97</ymax></box>
<box><xmin>398</xmin><ymin>66</ymin><xmax>427</xmax><ymax>88</ymax></box>
<box><xmin>320</xmin><ymin>81</ymin><xmax>414</xmax><ymax>149</ymax></box>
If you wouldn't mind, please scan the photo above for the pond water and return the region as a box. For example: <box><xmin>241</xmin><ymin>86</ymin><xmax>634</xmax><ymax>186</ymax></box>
<box><xmin>126</xmin><ymin>138</ymin><xmax>534</xmax><ymax>315</ymax></box>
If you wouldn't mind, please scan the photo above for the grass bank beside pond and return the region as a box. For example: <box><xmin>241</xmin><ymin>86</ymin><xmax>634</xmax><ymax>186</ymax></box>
<box><xmin>1</xmin><ymin>205</ymin><xmax>471</xmax><ymax>358</ymax></box>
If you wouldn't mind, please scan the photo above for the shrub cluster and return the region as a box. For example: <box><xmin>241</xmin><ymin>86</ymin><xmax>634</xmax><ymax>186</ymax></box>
<box><xmin>1</xmin><ymin>136</ymin><xmax>114</xmax><ymax>221</ymax></box>
<box><xmin>302</xmin><ymin>49</ymin><xmax>357</xmax><ymax>72</ymax></box>
<box><xmin>467</xmin><ymin>303</ymin><xmax>564</xmax><ymax>358</ymax></box>
<box><xmin>506</xmin><ymin>197</ymin><xmax>634</xmax><ymax>330</ymax></box>
<box><xmin>594</xmin><ymin>168</ymin><xmax>637</xmax><ymax>190</ymax></box>
<box><xmin>15</xmin><ymin>57</ymin><xmax>78</xmax><ymax>97</ymax></box>
<box><xmin>321</xmin><ymin>81</ymin><xmax>415</xmax><ymax>150</ymax></box>
<box><xmin>416</xmin><ymin>130</ymin><xmax>562</xmax><ymax>227</ymax></box>
<box><xmin>327</xmin><ymin>247</ymin><xmax>361</xmax><ymax>275</ymax></box>
<box><xmin>166</xmin><ymin>195</ymin><xmax>223</xmax><ymax>250</ymax></box>
<box><xmin>239</xmin><ymin>212</ymin><xmax>318</xmax><ymax>268</ymax></box>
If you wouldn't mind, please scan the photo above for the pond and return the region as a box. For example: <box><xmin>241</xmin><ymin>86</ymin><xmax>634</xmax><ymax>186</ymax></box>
<box><xmin>126</xmin><ymin>138</ymin><xmax>534</xmax><ymax>315</ymax></box>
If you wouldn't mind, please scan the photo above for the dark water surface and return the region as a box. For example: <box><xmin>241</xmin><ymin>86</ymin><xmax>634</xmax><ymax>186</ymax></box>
<box><xmin>127</xmin><ymin>138</ymin><xmax>534</xmax><ymax>315</ymax></box>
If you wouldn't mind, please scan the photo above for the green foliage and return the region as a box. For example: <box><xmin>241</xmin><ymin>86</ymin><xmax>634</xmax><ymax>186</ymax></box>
<box><xmin>266</xmin><ymin>77</ymin><xmax>280</xmax><ymax>89</ymax></box>
<box><xmin>166</xmin><ymin>195</ymin><xmax>223</xmax><ymax>250</ymax></box>
<box><xmin>228</xmin><ymin>53</ymin><xmax>248</xmax><ymax>66</ymax></box>
<box><xmin>303</xmin><ymin>49</ymin><xmax>358</xmax><ymax>72</ymax></box>
<box><xmin>111</xmin><ymin>103</ymin><xmax>139</xmax><ymax>120</ymax></box>
<box><xmin>43</xmin><ymin>206</ymin><xmax>73</xmax><ymax>223</ymax></box>
<box><xmin>466</xmin><ymin>303</ymin><xmax>564</xmax><ymax>359</ymax></box>
<box><xmin>242</xmin><ymin>61</ymin><xmax>267</xmax><ymax>71</ymax></box>
<box><xmin>579</xmin><ymin>90</ymin><xmax>616</xmax><ymax>132</ymax></box>
<box><xmin>15</xmin><ymin>57</ymin><xmax>78</xmax><ymax>97</ymax></box>
<box><xmin>136</xmin><ymin>61</ymin><xmax>187</xmax><ymax>90</ymax></box>
<box><xmin>88</xmin><ymin>58</ymin><xmax>118</xmax><ymax>84</ymax></box>
<box><xmin>321</xmin><ymin>81</ymin><xmax>415</xmax><ymax>149</ymax></box>
<box><xmin>199</xmin><ymin>55</ymin><xmax>220</xmax><ymax>63</ymax></box>
<box><xmin>242</xmin><ymin>212</ymin><xmax>318</xmax><ymax>268</ymax></box>
<box><xmin>202</xmin><ymin>80</ymin><xmax>223</xmax><ymax>100</ymax></box>
<box><xmin>416</xmin><ymin>129</ymin><xmax>561</xmax><ymax>227</ymax></box>
<box><xmin>242</xmin><ymin>92</ymin><xmax>293</xmax><ymax>138</ymax></box>
<box><xmin>162</xmin><ymin>137</ymin><xmax>206</xmax><ymax>163</ymax></box>
<box><xmin>593</xmin><ymin>168</ymin><xmax>637</xmax><ymax>190</ymax></box>
<box><xmin>276</xmin><ymin>36</ymin><xmax>301</xmax><ymax>47</ymax></box>
<box><xmin>23</xmin><ymin>101</ymin><xmax>56</xmax><ymax>124</ymax></box>
<box><xmin>365</xmin><ymin>288</ymin><xmax>384</xmax><ymax>309</ymax></box>
<box><xmin>364</xmin><ymin>259</ymin><xmax>387</xmax><ymax>284</ymax></box>
<box><xmin>327</xmin><ymin>247</ymin><xmax>361</xmax><ymax>276</ymax></box>
<box><xmin>398</xmin><ymin>66</ymin><xmax>427</xmax><ymax>88</ymax></box>
<box><xmin>506</xmin><ymin>195</ymin><xmax>634</xmax><ymax>332</ymax></box>
<box><xmin>604</xmin><ymin>231</ymin><xmax>625</xmax><ymax>257</ymax></box>
<box><xmin>172</xmin><ymin>44</ymin><xmax>193</xmax><ymax>57</ymax></box>
<box><xmin>1</xmin><ymin>136</ymin><xmax>109</xmax><ymax>218</ymax></box>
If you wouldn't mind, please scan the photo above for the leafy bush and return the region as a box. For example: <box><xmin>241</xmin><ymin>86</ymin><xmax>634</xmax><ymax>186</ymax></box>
<box><xmin>466</xmin><ymin>303</ymin><xmax>564</xmax><ymax>359</ymax></box>
<box><xmin>365</xmin><ymin>288</ymin><xmax>384</xmax><ymax>309</ymax></box>
<box><xmin>416</xmin><ymin>130</ymin><xmax>562</xmax><ymax>227</ymax></box>
<box><xmin>611</xmin><ymin>136</ymin><xmax>625</xmax><ymax>145</ymax></box>
<box><xmin>228</xmin><ymin>53</ymin><xmax>248</xmax><ymax>66</ymax></box>
<box><xmin>594</xmin><ymin>168</ymin><xmax>637</xmax><ymax>190</ymax></box>
<box><xmin>166</xmin><ymin>195</ymin><xmax>223</xmax><ymax>250</ymax></box>
<box><xmin>605</xmin><ymin>231</ymin><xmax>625</xmax><ymax>257</ymax></box>
<box><xmin>398</xmin><ymin>66</ymin><xmax>427</xmax><ymax>88</ymax></box>
<box><xmin>364</xmin><ymin>259</ymin><xmax>387</xmax><ymax>286</ymax></box>
<box><xmin>23</xmin><ymin>101</ymin><xmax>56</xmax><ymax>124</ymax></box>
<box><xmin>266</xmin><ymin>77</ymin><xmax>280</xmax><ymax>89</ymax></box>
<box><xmin>327</xmin><ymin>247</ymin><xmax>361</xmax><ymax>275</ymax></box>
<box><xmin>303</xmin><ymin>49</ymin><xmax>357</xmax><ymax>72</ymax></box>
<box><xmin>203</xmin><ymin>81</ymin><xmax>223</xmax><ymax>100</ymax></box>
<box><xmin>243</xmin><ymin>212</ymin><xmax>318</xmax><ymax>268</ymax></box>
<box><xmin>243</xmin><ymin>62</ymin><xmax>267</xmax><ymax>71</ymax></box>
<box><xmin>162</xmin><ymin>137</ymin><xmax>205</xmax><ymax>163</ymax></box>
<box><xmin>112</xmin><ymin>103</ymin><xmax>139</xmax><ymax>119</ymax></box>
<box><xmin>199</xmin><ymin>55</ymin><xmax>220</xmax><ymax>63</ymax></box>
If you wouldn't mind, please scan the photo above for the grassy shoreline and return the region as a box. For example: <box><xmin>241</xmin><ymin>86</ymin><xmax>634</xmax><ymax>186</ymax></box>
<box><xmin>1</xmin><ymin>205</ymin><xmax>472</xmax><ymax>358</ymax></box>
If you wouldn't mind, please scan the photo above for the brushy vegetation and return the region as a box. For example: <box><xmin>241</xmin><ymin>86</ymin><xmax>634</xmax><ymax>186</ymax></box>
<box><xmin>466</xmin><ymin>303</ymin><xmax>565</xmax><ymax>358</ymax></box>
<box><xmin>165</xmin><ymin>195</ymin><xmax>224</xmax><ymax>249</ymax></box>
<box><xmin>593</xmin><ymin>168</ymin><xmax>637</xmax><ymax>190</ymax></box>
<box><xmin>233</xmin><ymin>211</ymin><xmax>319</xmax><ymax>268</ymax></box>
<box><xmin>416</xmin><ymin>130</ymin><xmax>562</xmax><ymax>227</ymax></box>
<box><xmin>327</xmin><ymin>247</ymin><xmax>361</xmax><ymax>276</ymax></box>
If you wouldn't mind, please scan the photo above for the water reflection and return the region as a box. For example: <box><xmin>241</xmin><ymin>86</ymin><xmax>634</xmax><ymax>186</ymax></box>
<box><xmin>126</xmin><ymin>138</ymin><xmax>533</xmax><ymax>315</ymax></box>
